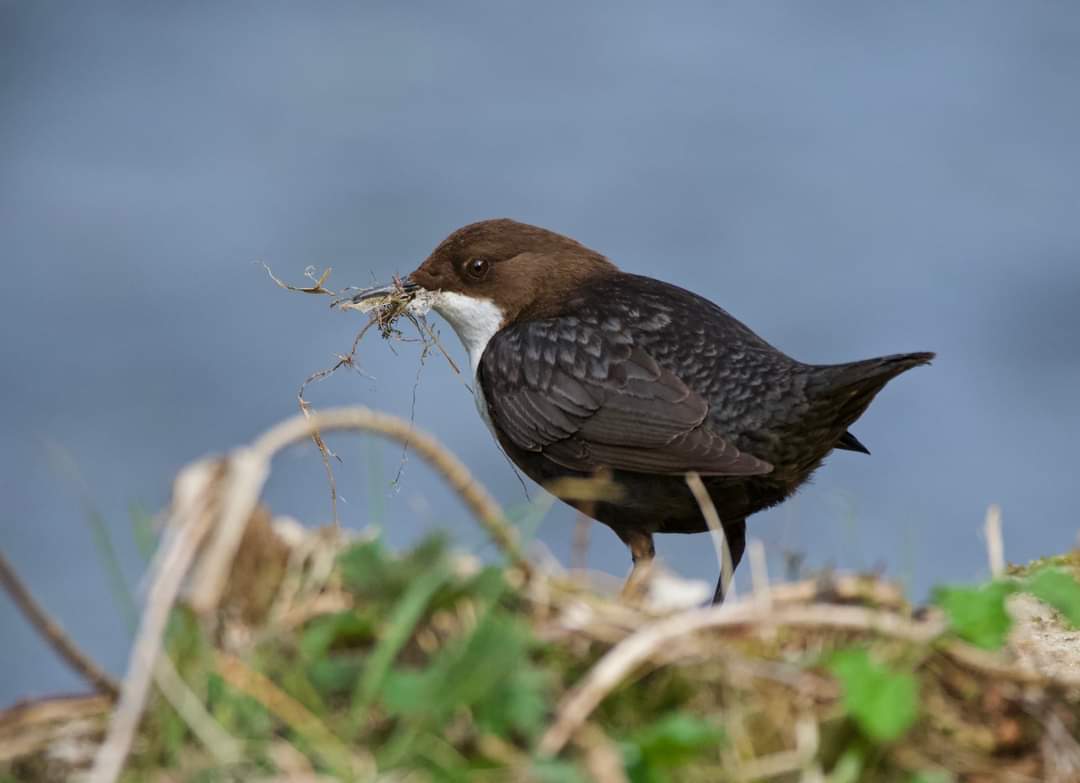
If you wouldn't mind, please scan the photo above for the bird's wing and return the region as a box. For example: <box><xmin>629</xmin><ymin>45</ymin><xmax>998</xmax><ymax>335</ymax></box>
<box><xmin>478</xmin><ymin>318</ymin><xmax>772</xmax><ymax>476</ymax></box>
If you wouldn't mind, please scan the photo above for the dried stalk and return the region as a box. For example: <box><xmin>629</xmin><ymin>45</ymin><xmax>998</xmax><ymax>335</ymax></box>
<box><xmin>685</xmin><ymin>471</ymin><xmax>737</xmax><ymax>602</ymax></box>
<box><xmin>985</xmin><ymin>503</ymin><xmax>1005</xmax><ymax>578</ymax></box>
<box><xmin>249</xmin><ymin>407</ymin><xmax>529</xmax><ymax>575</ymax></box>
<box><xmin>0</xmin><ymin>550</ymin><xmax>119</xmax><ymax>698</ymax></box>
<box><xmin>539</xmin><ymin>602</ymin><xmax>946</xmax><ymax>755</ymax></box>
<box><xmin>88</xmin><ymin>458</ymin><xmax>226</xmax><ymax>783</ymax></box>
<box><xmin>86</xmin><ymin>406</ymin><xmax>527</xmax><ymax>783</ymax></box>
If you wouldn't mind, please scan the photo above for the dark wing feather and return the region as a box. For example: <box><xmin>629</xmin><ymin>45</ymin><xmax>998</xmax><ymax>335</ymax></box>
<box><xmin>479</xmin><ymin>319</ymin><xmax>772</xmax><ymax>477</ymax></box>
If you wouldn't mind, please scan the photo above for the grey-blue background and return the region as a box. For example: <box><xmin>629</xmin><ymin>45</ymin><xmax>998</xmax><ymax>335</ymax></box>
<box><xmin>3</xmin><ymin>2</ymin><xmax>1078</xmax><ymax>707</ymax></box>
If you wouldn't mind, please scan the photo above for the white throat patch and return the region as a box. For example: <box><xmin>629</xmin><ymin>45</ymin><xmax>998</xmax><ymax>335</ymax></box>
<box><xmin>430</xmin><ymin>291</ymin><xmax>506</xmax><ymax>374</ymax></box>
<box><xmin>428</xmin><ymin>290</ymin><xmax>504</xmax><ymax>434</ymax></box>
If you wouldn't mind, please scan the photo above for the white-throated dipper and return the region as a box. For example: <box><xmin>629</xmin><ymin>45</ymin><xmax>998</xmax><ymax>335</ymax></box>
<box><xmin>354</xmin><ymin>219</ymin><xmax>933</xmax><ymax>602</ymax></box>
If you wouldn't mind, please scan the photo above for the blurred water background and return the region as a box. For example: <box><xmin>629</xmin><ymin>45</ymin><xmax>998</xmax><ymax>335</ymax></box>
<box><xmin>2</xmin><ymin>2</ymin><xmax>1079</xmax><ymax>705</ymax></box>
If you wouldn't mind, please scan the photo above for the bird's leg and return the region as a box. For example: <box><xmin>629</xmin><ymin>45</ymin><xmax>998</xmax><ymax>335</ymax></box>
<box><xmin>712</xmin><ymin>519</ymin><xmax>747</xmax><ymax>605</ymax></box>
<box><xmin>619</xmin><ymin>530</ymin><xmax>656</xmax><ymax>601</ymax></box>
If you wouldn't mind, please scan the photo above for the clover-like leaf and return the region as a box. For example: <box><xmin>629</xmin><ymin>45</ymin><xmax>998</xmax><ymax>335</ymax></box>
<box><xmin>827</xmin><ymin>648</ymin><xmax>918</xmax><ymax>743</ymax></box>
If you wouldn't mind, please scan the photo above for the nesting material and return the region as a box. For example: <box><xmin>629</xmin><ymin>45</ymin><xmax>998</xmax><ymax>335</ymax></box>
<box><xmin>260</xmin><ymin>266</ymin><xmax>459</xmax><ymax>523</ymax></box>
<box><xmin>334</xmin><ymin>284</ymin><xmax>435</xmax><ymax>317</ymax></box>
<box><xmin>332</xmin><ymin>282</ymin><xmax>435</xmax><ymax>339</ymax></box>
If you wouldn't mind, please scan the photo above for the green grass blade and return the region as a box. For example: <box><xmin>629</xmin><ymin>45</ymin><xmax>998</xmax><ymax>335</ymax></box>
<box><xmin>349</xmin><ymin>563</ymin><xmax>452</xmax><ymax>732</ymax></box>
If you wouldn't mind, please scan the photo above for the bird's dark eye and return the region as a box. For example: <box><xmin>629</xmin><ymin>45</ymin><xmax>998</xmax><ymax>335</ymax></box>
<box><xmin>465</xmin><ymin>257</ymin><xmax>490</xmax><ymax>281</ymax></box>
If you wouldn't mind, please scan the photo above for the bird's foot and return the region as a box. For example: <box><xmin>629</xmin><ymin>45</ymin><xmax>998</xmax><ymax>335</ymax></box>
<box><xmin>619</xmin><ymin>530</ymin><xmax>656</xmax><ymax>605</ymax></box>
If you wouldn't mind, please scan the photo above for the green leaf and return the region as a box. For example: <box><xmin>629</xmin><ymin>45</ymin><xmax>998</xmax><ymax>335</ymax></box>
<box><xmin>1023</xmin><ymin>568</ymin><xmax>1080</xmax><ymax>626</ymax></box>
<box><xmin>380</xmin><ymin>610</ymin><xmax>548</xmax><ymax>739</ymax></box>
<box><xmin>129</xmin><ymin>502</ymin><xmax>159</xmax><ymax>561</ymax></box>
<box><xmin>350</xmin><ymin>563</ymin><xmax>452</xmax><ymax>726</ymax></box>
<box><xmin>933</xmin><ymin>580</ymin><xmax>1017</xmax><ymax>649</ymax></box>
<box><xmin>632</xmin><ymin>712</ymin><xmax>723</xmax><ymax>765</ymax></box>
<box><xmin>623</xmin><ymin>712</ymin><xmax>723</xmax><ymax>783</ymax></box>
<box><xmin>337</xmin><ymin>538</ymin><xmax>398</xmax><ymax>596</ymax></box>
<box><xmin>305</xmin><ymin>654</ymin><xmax>364</xmax><ymax>697</ymax></box>
<box><xmin>381</xmin><ymin>669</ymin><xmax>433</xmax><ymax>716</ymax></box>
<box><xmin>436</xmin><ymin>613</ymin><xmax>540</xmax><ymax>735</ymax></box>
<box><xmin>299</xmin><ymin>610</ymin><xmax>376</xmax><ymax>659</ymax></box>
<box><xmin>827</xmin><ymin>648</ymin><xmax>918</xmax><ymax>743</ymax></box>
<box><xmin>477</xmin><ymin>665</ymin><xmax>549</xmax><ymax>739</ymax></box>
<box><xmin>337</xmin><ymin>533</ymin><xmax>449</xmax><ymax>600</ymax></box>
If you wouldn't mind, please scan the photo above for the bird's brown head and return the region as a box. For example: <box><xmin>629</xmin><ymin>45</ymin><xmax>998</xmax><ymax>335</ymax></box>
<box><xmin>408</xmin><ymin>218</ymin><xmax>617</xmax><ymax>323</ymax></box>
<box><xmin>362</xmin><ymin>219</ymin><xmax>619</xmax><ymax>371</ymax></box>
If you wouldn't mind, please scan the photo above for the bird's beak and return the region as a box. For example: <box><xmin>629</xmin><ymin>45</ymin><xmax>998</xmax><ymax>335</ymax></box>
<box><xmin>348</xmin><ymin>277</ymin><xmax>421</xmax><ymax>308</ymax></box>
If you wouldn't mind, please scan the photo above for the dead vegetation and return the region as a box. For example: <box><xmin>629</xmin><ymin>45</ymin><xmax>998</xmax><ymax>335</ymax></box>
<box><xmin>1</xmin><ymin>404</ymin><xmax>1079</xmax><ymax>783</ymax></box>
<box><xmin>261</xmin><ymin>264</ymin><xmax>463</xmax><ymax>524</ymax></box>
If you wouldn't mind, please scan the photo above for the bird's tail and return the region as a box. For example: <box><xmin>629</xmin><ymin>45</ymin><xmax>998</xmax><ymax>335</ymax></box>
<box><xmin>804</xmin><ymin>351</ymin><xmax>935</xmax><ymax>451</ymax></box>
<box><xmin>821</xmin><ymin>352</ymin><xmax>936</xmax><ymax>394</ymax></box>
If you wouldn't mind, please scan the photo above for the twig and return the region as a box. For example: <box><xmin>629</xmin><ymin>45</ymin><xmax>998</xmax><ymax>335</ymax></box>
<box><xmin>250</xmin><ymin>407</ymin><xmax>530</xmax><ymax>575</ymax></box>
<box><xmin>538</xmin><ymin>602</ymin><xmax>945</xmax><ymax>756</ymax></box>
<box><xmin>90</xmin><ymin>407</ymin><xmax>524</xmax><ymax>782</ymax></box>
<box><xmin>0</xmin><ymin>550</ymin><xmax>119</xmax><ymax>698</ymax></box>
<box><xmin>985</xmin><ymin>504</ymin><xmax>1005</xmax><ymax>579</ymax></box>
<box><xmin>297</xmin><ymin>318</ymin><xmax>380</xmax><ymax>525</ymax></box>
<box><xmin>87</xmin><ymin>458</ymin><xmax>226</xmax><ymax>783</ymax></box>
<box><xmin>748</xmin><ymin>538</ymin><xmax>771</xmax><ymax>609</ymax></box>
<box><xmin>297</xmin><ymin>306</ymin><xmax>462</xmax><ymax>520</ymax></box>
<box><xmin>415</xmin><ymin>315</ymin><xmax>461</xmax><ymax>377</ymax></box>
<box><xmin>392</xmin><ymin>332</ymin><xmax>433</xmax><ymax>486</ymax></box>
<box><xmin>575</xmin><ymin>723</ymin><xmax>630</xmax><ymax>783</ymax></box>
<box><xmin>685</xmin><ymin>472</ymin><xmax>736</xmax><ymax>602</ymax></box>
<box><xmin>187</xmin><ymin>449</ymin><xmax>271</xmax><ymax>614</ymax></box>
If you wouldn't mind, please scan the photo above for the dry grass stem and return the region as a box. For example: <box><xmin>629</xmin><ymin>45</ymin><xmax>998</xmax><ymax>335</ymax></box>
<box><xmin>272</xmin><ymin>268</ymin><xmax>465</xmax><ymax>522</ymax></box>
<box><xmin>215</xmin><ymin>652</ymin><xmax>364</xmax><ymax>780</ymax></box>
<box><xmin>262</xmin><ymin>263</ymin><xmax>336</xmax><ymax>296</ymax></box>
<box><xmin>575</xmin><ymin>723</ymin><xmax>631</xmax><ymax>783</ymax></box>
<box><xmin>748</xmin><ymin>537</ymin><xmax>771</xmax><ymax>608</ymax></box>
<box><xmin>0</xmin><ymin>551</ymin><xmax>120</xmax><ymax>699</ymax></box>
<box><xmin>685</xmin><ymin>471</ymin><xmax>736</xmax><ymax>602</ymax></box>
<box><xmin>88</xmin><ymin>458</ymin><xmax>226</xmax><ymax>783</ymax></box>
<box><xmin>539</xmin><ymin>602</ymin><xmax>946</xmax><ymax>756</ymax></box>
<box><xmin>86</xmin><ymin>406</ymin><xmax>533</xmax><ymax>779</ymax></box>
<box><xmin>296</xmin><ymin>318</ymin><xmax>379</xmax><ymax>526</ymax></box>
<box><xmin>187</xmin><ymin>450</ymin><xmax>271</xmax><ymax>615</ymax></box>
<box><xmin>250</xmin><ymin>407</ymin><xmax>530</xmax><ymax>575</ymax></box>
<box><xmin>985</xmin><ymin>503</ymin><xmax>1005</xmax><ymax>578</ymax></box>
<box><xmin>151</xmin><ymin>655</ymin><xmax>242</xmax><ymax>765</ymax></box>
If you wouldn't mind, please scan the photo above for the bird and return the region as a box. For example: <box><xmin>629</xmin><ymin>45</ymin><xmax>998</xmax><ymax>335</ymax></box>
<box><xmin>353</xmin><ymin>219</ymin><xmax>933</xmax><ymax>603</ymax></box>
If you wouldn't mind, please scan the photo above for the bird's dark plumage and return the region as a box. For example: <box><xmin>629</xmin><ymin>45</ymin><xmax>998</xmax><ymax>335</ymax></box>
<box><xmin>836</xmin><ymin>431</ymin><xmax>871</xmax><ymax>455</ymax></box>
<box><xmin>479</xmin><ymin>272</ymin><xmax>929</xmax><ymax>524</ymax></box>
<box><xmin>477</xmin><ymin>272</ymin><xmax>932</xmax><ymax>599</ymax></box>
<box><xmin>360</xmin><ymin>218</ymin><xmax>934</xmax><ymax>603</ymax></box>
